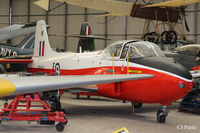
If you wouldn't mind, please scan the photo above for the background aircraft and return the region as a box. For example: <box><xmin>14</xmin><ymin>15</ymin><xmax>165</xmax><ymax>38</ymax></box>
<box><xmin>0</xmin><ymin>33</ymin><xmax>34</xmax><ymax>73</ymax></box>
<box><xmin>0</xmin><ymin>23</ymin><xmax>36</xmax><ymax>73</ymax></box>
<box><xmin>0</xmin><ymin>22</ymin><xmax>36</xmax><ymax>42</ymax></box>
<box><xmin>165</xmin><ymin>44</ymin><xmax>200</xmax><ymax>70</ymax></box>
<box><xmin>34</xmin><ymin>0</ymin><xmax>200</xmax><ymax>44</ymax></box>
<box><xmin>51</xmin><ymin>22</ymin><xmax>109</xmax><ymax>53</ymax></box>
<box><xmin>0</xmin><ymin>33</ymin><xmax>34</xmax><ymax>58</ymax></box>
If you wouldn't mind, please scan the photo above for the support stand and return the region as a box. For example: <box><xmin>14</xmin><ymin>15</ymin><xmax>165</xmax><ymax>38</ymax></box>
<box><xmin>0</xmin><ymin>93</ymin><xmax>67</xmax><ymax>132</ymax></box>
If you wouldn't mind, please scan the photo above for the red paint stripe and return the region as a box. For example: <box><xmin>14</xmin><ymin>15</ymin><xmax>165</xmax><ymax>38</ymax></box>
<box><xmin>27</xmin><ymin>66</ymin><xmax>159</xmax><ymax>76</ymax></box>
<box><xmin>42</xmin><ymin>41</ymin><xmax>45</xmax><ymax>56</ymax></box>
<box><xmin>88</xmin><ymin>26</ymin><xmax>90</xmax><ymax>35</ymax></box>
<box><xmin>0</xmin><ymin>59</ymin><xmax>33</xmax><ymax>63</ymax></box>
<box><xmin>52</xmin><ymin>63</ymin><xmax>55</xmax><ymax>72</ymax></box>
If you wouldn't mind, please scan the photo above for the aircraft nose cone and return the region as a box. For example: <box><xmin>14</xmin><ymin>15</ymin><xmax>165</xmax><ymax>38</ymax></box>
<box><xmin>131</xmin><ymin>57</ymin><xmax>192</xmax><ymax>80</ymax></box>
<box><xmin>0</xmin><ymin>78</ymin><xmax>16</xmax><ymax>97</ymax></box>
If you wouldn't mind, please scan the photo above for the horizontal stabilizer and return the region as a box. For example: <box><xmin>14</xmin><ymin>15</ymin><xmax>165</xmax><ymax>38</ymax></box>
<box><xmin>50</xmin><ymin>34</ymin><xmax>111</xmax><ymax>40</ymax></box>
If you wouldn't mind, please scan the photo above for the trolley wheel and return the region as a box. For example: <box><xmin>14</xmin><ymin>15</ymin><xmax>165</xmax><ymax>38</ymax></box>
<box><xmin>56</xmin><ymin>122</ymin><xmax>65</xmax><ymax>132</ymax></box>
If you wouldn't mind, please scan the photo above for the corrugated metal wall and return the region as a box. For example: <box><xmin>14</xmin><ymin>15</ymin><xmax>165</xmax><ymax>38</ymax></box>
<box><xmin>0</xmin><ymin>0</ymin><xmax>199</xmax><ymax>51</ymax></box>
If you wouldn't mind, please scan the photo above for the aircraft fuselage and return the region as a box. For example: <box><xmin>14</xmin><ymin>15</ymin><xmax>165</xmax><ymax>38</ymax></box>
<box><xmin>27</xmin><ymin>48</ymin><xmax>193</xmax><ymax>106</ymax></box>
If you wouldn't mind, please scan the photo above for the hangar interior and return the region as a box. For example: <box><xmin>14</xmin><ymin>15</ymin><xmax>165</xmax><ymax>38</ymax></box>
<box><xmin>0</xmin><ymin>1</ymin><xmax>200</xmax><ymax>132</ymax></box>
<box><xmin>0</xmin><ymin>0</ymin><xmax>200</xmax><ymax>51</ymax></box>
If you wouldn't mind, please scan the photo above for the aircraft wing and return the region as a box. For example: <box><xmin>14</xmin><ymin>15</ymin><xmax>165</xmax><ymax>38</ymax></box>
<box><xmin>0</xmin><ymin>58</ymin><xmax>33</xmax><ymax>63</ymax></box>
<box><xmin>0</xmin><ymin>24</ymin><xmax>35</xmax><ymax>42</ymax></box>
<box><xmin>145</xmin><ymin>0</ymin><xmax>200</xmax><ymax>7</ymax></box>
<box><xmin>35</xmin><ymin>0</ymin><xmax>133</xmax><ymax>16</ymax></box>
<box><xmin>0</xmin><ymin>74</ymin><xmax>153</xmax><ymax>97</ymax></box>
<box><xmin>0</xmin><ymin>54</ymin><xmax>33</xmax><ymax>63</ymax></box>
<box><xmin>34</xmin><ymin>0</ymin><xmax>49</xmax><ymax>11</ymax></box>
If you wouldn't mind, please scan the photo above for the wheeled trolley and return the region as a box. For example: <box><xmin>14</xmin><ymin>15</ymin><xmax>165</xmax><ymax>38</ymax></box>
<box><xmin>0</xmin><ymin>93</ymin><xmax>67</xmax><ymax>132</ymax></box>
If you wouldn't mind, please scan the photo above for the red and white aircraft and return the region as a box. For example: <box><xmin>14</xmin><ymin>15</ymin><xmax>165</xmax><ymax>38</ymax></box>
<box><xmin>0</xmin><ymin>20</ymin><xmax>193</xmax><ymax>123</ymax></box>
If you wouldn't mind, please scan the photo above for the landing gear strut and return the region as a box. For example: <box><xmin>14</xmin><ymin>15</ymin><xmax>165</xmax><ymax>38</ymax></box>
<box><xmin>157</xmin><ymin>106</ymin><xmax>168</xmax><ymax>123</ymax></box>
<box><xmin>42</xmin><ymin>90</ymin><xmax>62</xmax><ymax>111</ymax></box>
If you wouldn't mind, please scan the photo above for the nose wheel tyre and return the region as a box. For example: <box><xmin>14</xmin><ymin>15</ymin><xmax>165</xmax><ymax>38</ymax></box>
<box><xmin>157</xmin><ymin>109</ymin><xmax>168</xmax><ymax>123</ymax></box>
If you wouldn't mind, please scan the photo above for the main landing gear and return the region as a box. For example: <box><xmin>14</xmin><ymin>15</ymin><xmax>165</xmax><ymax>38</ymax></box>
<box><xmin>157</xmin><ymin>106</ymin><xmax>168</xmax><ymax>123</ymax></box>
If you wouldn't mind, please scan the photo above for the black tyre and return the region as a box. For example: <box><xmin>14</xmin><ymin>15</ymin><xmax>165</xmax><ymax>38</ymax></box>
<box><xmin>161</xmin><ymin>31</ymin><xmax>169</xmax><ymax>44</ymax></box>
<box><xmin>134</xmin><ymin>102</ymin><xmax>143</xmax><ymax>108</ymax></box>
<box><xmin>150</xmin><ymin>32</ymin><xmax>159</xmax><ymax>44</ymax></box>
<box><xmin>56</xmin><ymin>122</ymin><xmax>65</xmax><ymax>132</ymax></box>
<box><xmin>143</xmin><ymin>33</ymin><xmax>151</xmax><ymax>41</ymax></box>
<box><xmin>167</xmin><ymin>30</ymin><xmax>177</xmax><ymax>44</ymax></box>
<box><xmin>161</xmin><ymin>31</ymin><xmax>177</xmax><ymax>44</ymax></box>
<box><xmin>157</xmin><ymin>110</ymin><xmax>166</xmax><ymax>123</ymax></box>
<box><xmin>143</xmin><ymin>32</ymin><xmax>159</xmax><ymax>44</ymax></box>
<box><xmin>0</xmin><ymin>64</ymin><xmax>5</xmax><ymax>74</ymax></box>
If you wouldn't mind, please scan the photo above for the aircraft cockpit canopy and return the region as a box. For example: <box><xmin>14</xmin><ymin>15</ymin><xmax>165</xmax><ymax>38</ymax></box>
<box><xmin>104</xmin><ymin>40</ymin><xmax>164</xmax><ymax>59</ymax></box>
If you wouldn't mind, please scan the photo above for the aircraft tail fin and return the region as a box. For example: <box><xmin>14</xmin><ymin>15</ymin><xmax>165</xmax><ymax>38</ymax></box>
<box><xmin>77</xmin><ymin>22</ymin><xmax>95</xmax><ymax>52</ymax></box>
<box><xmin>80</xmin><ymin>22</ymin><xmax>92</xmax><ymax>36</ymax></box>
<box><xmin>33</xmin><ymin>20</ymin><xmax>54</xmax><ymax>57</ymax></box>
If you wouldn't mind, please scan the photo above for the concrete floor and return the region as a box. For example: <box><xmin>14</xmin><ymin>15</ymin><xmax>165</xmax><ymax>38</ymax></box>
<box><xmin>0</xmin><ymin>93</ymin><xmax>199</xmax><ymax>133</ymax></box>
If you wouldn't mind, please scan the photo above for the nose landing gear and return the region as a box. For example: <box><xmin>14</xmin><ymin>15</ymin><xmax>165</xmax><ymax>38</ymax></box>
<box><xmin>157</xmin><ymin>106</ymin><xmax>168</xmax><ymax>123</ymax></box>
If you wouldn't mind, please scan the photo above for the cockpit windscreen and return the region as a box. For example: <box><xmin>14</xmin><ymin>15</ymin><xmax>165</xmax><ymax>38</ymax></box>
<box><xmin>104</xmin><ymin>41</ymin><xmax>164</xmax><ymax>59</ymax></box>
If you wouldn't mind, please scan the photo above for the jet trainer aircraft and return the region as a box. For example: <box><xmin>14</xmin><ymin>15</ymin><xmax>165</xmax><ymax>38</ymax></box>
<box><xmin>0</xmin><ymin>20</ymin><xmax>193</xmax><ymax>127</ymax></box>
<box><xmin>4</xmin><ymin>20</ymin><xmax>194</xmax><ymax>121</ymax></box>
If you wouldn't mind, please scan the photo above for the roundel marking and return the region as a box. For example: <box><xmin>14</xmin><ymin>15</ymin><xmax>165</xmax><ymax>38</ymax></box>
<box><xmin>13</xmin><ymin>51</ymin><xmax>17</xmax><ymax>56</ymax></box>
<box><xmin>55</xmin><ymin>63</ymin><xmax>60</xmax><ymax>75</ymax></box>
